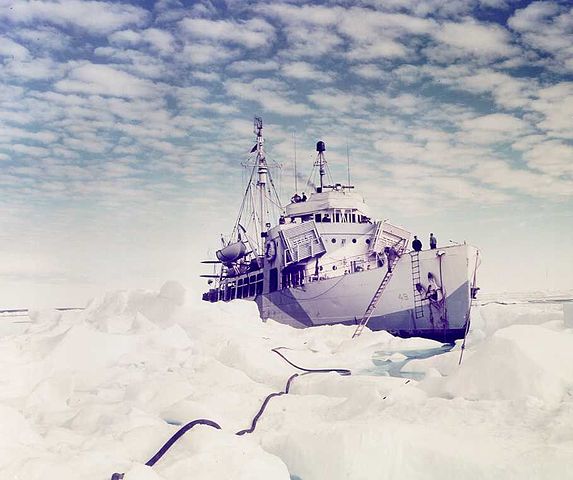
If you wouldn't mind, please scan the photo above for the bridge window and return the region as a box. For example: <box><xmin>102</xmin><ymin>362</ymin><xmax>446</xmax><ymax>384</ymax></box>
<box><xmin>256</xmin><ymin>273</ymin><xmax>264</xmax><ymax>295</ymax></box>
<box><xmin>237</xmin><ymin>279</ymin><xmax>243</xmax><ymax>299</ymax></box>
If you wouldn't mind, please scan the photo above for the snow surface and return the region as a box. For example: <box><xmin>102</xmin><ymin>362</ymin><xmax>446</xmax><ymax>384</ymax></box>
<box><xmin>0</xmin><ymin>284</ymin><xmax>572</xmax><ymax>479</ymax></box>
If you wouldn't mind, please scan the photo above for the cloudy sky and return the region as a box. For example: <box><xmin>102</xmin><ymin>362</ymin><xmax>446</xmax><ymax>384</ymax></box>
<box><xmin>1</xmin><ymin>0</ymin><xmax>572</xmax><ymax>307</ymax></box>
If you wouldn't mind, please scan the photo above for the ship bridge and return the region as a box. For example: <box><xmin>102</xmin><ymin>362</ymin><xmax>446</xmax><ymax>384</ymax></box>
<box><xmin>285</xmin><ymin>186</ymin><xmax>372</xmax><ymax>224</ymax></box>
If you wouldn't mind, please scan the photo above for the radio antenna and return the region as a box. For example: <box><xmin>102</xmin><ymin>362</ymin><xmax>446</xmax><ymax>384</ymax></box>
<box><xmin>293</xmin><ymin>131</ymin><xmax>298</xmax><ymax>192</ymax></box>
<box><xmin>346</xmin><ymin>139</ymin><xmax>351</xmax><ymax>186</ymax></box>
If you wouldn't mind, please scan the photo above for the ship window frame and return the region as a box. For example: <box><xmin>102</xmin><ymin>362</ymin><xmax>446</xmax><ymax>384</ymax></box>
<box><xmin>249</xmin><ymin>275</ymin><xmax>256</xmax><ymax>296</ymax></box>
<box><xmin>269</xmin><ymin>268</ymin><xmax>279</xmax><ymax>292</ymax></box>
<box><xmin>256</xmin><ymin>273</ymin><xmax>264</xmax><ymax>295</ymax></box>
<box><xmin>237</xmin><ymin>278</ymin><xmax>243</xmax><ymax>299</ymax></box>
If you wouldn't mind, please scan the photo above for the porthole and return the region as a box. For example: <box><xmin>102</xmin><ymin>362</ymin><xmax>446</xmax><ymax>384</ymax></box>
<box><xmin>352</xmin><ymin>238</ymin><xmax>357</xmax><ymax>243</ymax></box>
<box><xmin>365</xmin><ymin>238</ymin><xmax>371</xmax><ymax>244</ymax></box>
<box><xmin>331</xmin><ymin>238</ymin><xmax>337</xmax><ymax>243</ymax></box>
<box><xmin>332</xmin><ymin>265</ymin><xmax>337</xmax><ymax>270</ymax></box>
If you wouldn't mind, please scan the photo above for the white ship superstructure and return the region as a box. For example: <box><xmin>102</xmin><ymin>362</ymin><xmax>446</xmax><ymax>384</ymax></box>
<box><xmin>202</xmin><ymin>118</ymin><xmax>480</xmax><ymax>342</ymax></box>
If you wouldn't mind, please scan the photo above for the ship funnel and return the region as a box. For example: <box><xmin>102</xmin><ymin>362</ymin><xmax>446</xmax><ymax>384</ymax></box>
<box><xmin>316</xmin><ymin>141</ymin><xmax>326</xmax><ymax>152</ymax></box>
<box><xmin>216</xmin><ymin>241</ymin><xmax>247</xmax><ymax>264</ymax></box>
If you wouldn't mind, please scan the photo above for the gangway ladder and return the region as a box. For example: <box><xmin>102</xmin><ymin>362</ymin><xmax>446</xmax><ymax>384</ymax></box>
<box><xmin>411</xmin><ymin>252</ymin><xmax>424</xmax><ymax>319</ymax></box>
<box><xmin>351</xmin><ymin>246</ymin><xmax>404</xmax><ymax>339</ymax></box>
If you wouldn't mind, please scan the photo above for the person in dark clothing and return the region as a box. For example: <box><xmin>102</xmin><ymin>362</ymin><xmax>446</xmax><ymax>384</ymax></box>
<box><xmin>429</xmin><ymin>233</ymin><xmax>437</xmax><ymax>249</ymax></box>
<box><xmin>412</xmin><ymin>235</ymin><xmax>422</xmax><ymax>252</ymax></box>
<box><xmin>301</xmin><ymin>192</ymin><xmax>307</xmax><ymax>201</ymax></box>
<box><xmin>291</xmin><ymin>193</ymin><xmax>301</xmax><ymax>203</ymax></box>
<box><xmin>385</xmin><ymin>246</ymin><xmax>398</xmax><ymax>273</ymax></box>
<box><xmin>426</xmin><ymin>284</ymin><xmax>438</xmax><ymax>301</ymax></box>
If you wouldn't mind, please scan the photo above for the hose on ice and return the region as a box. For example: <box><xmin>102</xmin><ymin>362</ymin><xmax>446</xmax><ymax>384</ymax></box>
<box><xmin>110</xmin><ymin>347</ymin><xmax>351</xmax><ymax>479</ymax></box>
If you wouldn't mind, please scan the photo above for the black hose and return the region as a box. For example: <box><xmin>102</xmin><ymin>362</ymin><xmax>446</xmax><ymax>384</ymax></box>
<box><xmin>271</xmin><ymin>347</ymin><xmax>351</xmax><ymax>376</ymax></box>
<box><xmin>145</xmin><ymin>419</ymin><xmax>222</xmax><ymax>467</ymax></box>
<box><xmin>110</xmin><ymin>347</ymin><xmax>351</xmax><ymax>478</ymax></box>
<box><xmin>235</xmin><ymin>373</ymin><xmax>299</xmax><ymax>436</ymax></box>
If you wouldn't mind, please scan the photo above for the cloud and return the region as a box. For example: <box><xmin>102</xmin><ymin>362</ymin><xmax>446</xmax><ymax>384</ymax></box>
<box><xmin>471</xmin><ymin>158</ymin><xmax>572</xmax><ymax>197</ymax></box>
<box><xmin>460</xmin><ymin>113</ymin><xmax>530</xmax><ymax>144</ymax></box>
<box><xmin>109</xmin><ymin>28</ymin><xmax>175</xmax><ymax>54</ymax></box>
<box><xmin>308</xmin><ymin>88</ymin><xmax>370</xmax><ymax>113</ymax></box>
<box><xmin>181</xmin><ymin>43</ymin><xmax>237</xmax><ymax>65</ymax></box>
<box><xmin>55</xmin><ymin>63</ymin><xmax>158</xmax><ymax>97</ymax></box>
<box><xmin>352</xmin><ymin>64</ymin><xmax>386</xmax><ymax>79</ymax></box>
<box><xmin>0</xmin><ymin>36</ymin><xmax>30</xmax><ymax>59</ymax></box>
<box><xmin>225</xmin><ymin>78</ymin><xmax>312</xmax><ymax>116</ymax></box>
<box><xmin>281</xmin><ymin>24</ymin><xmax>343</xmax><ymax>58</ymax></box>
<box><xmin>227</xmin><ymin>60</ymin><xmax>279</xmax><ymax>73</ymax></box>
<box><xmin>1</xmin><ymin>56</ymin><xmax>64</xmax><ymax>81</ymax></box>
<box><xmin>431</xmin><ymin>19</ymin><xmax>518</xmax><ymax>60</ymax></box>
<box><xmin>179</xmin><ymin>17</ymin><xmax>275</xmax><ymax>49</ymax></box>
<box><xmin>347</xmin><ymin>39</ymin><xmax>409</xmax><ymax>61</ymax></box>
<box><xmin>282</xmin><ymin>62</ymin><xmax>333</xmax><ymax>82</ymax></box>
<box><xmin>530</xmin><ymin>82</ymin><xmax>573</xmax><ymax>139</ymax></box>
<box><xmin>523</xmin><ymin>140</ymin><xmax>573</xmax><ymax>178</ymax></box>
<box><xmin>508</xmin><ymin>2</ymin><xmax>573</xmax><ymax>72</ymax></box>
<box><xmin>0</xmin><ymin>0</ymin><xmax>148</xmax><ymax>35</ymax></box>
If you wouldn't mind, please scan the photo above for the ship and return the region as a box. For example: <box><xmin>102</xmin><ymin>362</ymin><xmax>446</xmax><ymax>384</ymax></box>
<box><xmin>202</xmin><ymin>117</ymin><xmax>480</xmax><ymax>342</ymax></box>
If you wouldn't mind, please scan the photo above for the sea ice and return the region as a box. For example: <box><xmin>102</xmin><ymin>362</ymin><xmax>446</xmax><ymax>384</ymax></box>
<box><xmin>0</xmin><ymin>283</ymin><xmax>571</xmax><ymax>479</ymax></box>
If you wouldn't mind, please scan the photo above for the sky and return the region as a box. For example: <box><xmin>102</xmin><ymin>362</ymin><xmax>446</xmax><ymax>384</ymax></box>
<box><xmin>0</xmin><ymin>0</ymin><xmax>572</xmax><ymax>308</ymax></box>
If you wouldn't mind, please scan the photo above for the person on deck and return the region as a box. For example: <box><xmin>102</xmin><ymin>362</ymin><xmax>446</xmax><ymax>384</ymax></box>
<box><xmin>301</xmin><ymin>192</ymin><xmax>307</xmax><ymax>202</ymax></box>
<box><xmin>430</xmin><ymin>233</ymin><xmax>437</xmax><ymax>249</ymax></box>
<box><xmin>322</xmin><ymin>213</ymin><xmax>331</xmax><ymax>222</ymax></box>
<box><xmin>291</xmin><ymin>193</ymin><xmax>301</xmax><ymax>203</ymax></box>
<box><xmin>412</xmin><ymin>236</ymin><xmax>422</xmax><ymax>252</ymax></box>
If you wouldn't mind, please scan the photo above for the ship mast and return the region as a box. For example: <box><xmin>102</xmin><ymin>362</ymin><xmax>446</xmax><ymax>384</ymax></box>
<box><xmin>230</xmin><ymin>116</ymin><xmax>282</xmax><ymax>259</ymax></box>
<box><xmin>254</xmin><ymin>116</ymin><xmax>268</xmax><ymax>254</ymax></box>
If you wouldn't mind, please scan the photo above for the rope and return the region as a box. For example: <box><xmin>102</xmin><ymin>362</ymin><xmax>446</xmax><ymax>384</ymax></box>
<box><xmin>458</xmin><ymin>250</ymin><xmax>480</xmax><ymax>365</ymax></box>
<box><xmin>110</xmin><ymin>347</ymin><xmax>351</xmax><ymax>479</ymax></box>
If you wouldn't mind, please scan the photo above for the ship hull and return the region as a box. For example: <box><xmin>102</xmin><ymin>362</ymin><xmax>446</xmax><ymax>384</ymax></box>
<box><xmin>256</xmin><ymin>244</ymin><xmax>477</xmax><ymax>343</ymax></box>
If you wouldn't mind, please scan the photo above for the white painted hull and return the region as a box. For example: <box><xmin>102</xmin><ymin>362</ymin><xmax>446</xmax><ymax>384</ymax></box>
<box><xmin>257</xmin><ymin>244</ymin><xmax>478</xmax><ymax>342</ymax></box>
